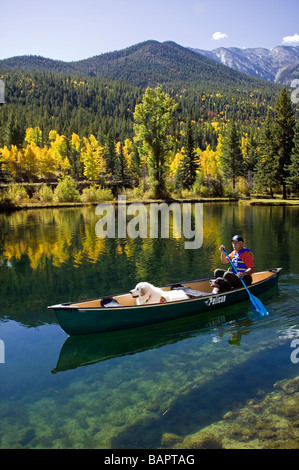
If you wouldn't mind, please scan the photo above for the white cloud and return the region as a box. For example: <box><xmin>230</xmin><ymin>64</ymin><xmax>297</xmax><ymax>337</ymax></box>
<box><xmin>212</xmin><ymin>32</ymin><xmax>228</xmax><ymax>41</ymax></box>
<box><xmin>282</xmin><ymin>33</ymin><xmax>299</xmax><ymax>44</ymax></box>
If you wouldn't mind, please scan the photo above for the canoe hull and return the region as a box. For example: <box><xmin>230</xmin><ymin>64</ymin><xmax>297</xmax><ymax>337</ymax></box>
<box><xmin>49</xmin><ymin>269</ymin><xmax>282</xmax><ymax>335</ymax></box>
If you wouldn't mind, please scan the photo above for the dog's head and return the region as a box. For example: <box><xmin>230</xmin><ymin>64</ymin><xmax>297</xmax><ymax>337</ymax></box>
<box><xmin>210</xmin><ymin>277</ymin><xmax>230</xmax><ymax>291</ymax></box>
<box><xmin>210</xmin><ymin>278</ymin><xmax>220</xmax><ymax>288</ymax></box>
<box><xmin>129</xmin><ymin>282</ymin><xmax>151</xmax><ymax>299</ymax></box>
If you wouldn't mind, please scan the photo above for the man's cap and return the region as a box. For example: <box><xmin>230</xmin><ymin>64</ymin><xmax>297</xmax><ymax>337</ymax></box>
<box><xmin>231</xmin><ymin>235</ymin><xmax>244</xmax><ymax>242</ymax></box>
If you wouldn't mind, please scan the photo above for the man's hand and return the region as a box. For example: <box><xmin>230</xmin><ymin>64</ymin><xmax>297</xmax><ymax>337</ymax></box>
<box><xmin>219</xmin><ymin>245</ymin><xmax>229</xmax><ymax>264</ymax></box>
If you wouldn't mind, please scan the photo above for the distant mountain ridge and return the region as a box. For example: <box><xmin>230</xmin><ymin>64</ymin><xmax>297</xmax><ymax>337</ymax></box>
<box><xmin>0</xmin><ymin>40</ymin><xmax>280</xmax><ymax>91</ymax></box>
<box><xmin>190</xmin><ymin>45</ymin><xmax>299</xmax><ymax>84</ymax></box>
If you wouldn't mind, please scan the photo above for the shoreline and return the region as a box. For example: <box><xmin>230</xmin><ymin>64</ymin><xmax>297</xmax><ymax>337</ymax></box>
<box><xmin>239</xmin><ymin>198</ymin><xmax>299</xmax><ymax>206</ymax></box>
<box><xmin>0</xmin><ymin>197</ymin><xmax>237</xmax><ymax>212</ymax></box>
<box><xmin>1</xmin><ymin>197</ymin><xmax>299</xmax><ymax>212</ymax></box>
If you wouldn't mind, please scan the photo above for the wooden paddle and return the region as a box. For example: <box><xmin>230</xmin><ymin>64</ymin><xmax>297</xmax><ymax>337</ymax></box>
<box><xmin>222</xmin><ymin>248</ymin><xmax>269</xmax><ymax>316</ymax></box>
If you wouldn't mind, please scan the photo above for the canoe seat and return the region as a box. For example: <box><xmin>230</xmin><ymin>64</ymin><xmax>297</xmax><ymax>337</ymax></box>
<box><xmin>101</xmin><ymin>297</ymin><xmax>123</xmax><ymax>308</ymax></box>
<box><xmin>171</xmin><ymin>285</ymin><xmax>209</xmax><ymax>298</ymax></box>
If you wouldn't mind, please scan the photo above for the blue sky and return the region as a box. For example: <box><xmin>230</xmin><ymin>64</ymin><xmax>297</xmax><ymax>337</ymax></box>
<box><xmin>1</xmin><ymin>0</ymin><xmax>298</xmax><ymax>61</ymax></box>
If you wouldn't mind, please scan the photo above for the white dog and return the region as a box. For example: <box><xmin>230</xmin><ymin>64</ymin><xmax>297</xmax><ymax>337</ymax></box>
<box><xmin>129</xmin><ymin>282</ymin><xmax>189</xmax><ymax>305</ymax></box>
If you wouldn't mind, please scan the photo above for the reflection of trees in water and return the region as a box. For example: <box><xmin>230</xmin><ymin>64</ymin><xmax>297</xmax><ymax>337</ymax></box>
<box><xmin>1</xmin><ymin>204</ymin><xmax>297</xmax><ymax>272</ymax></box>
<box><xmin>0</xmin><ymin>204</ymin><xmax>297</xmax><ymax>326</ymax></box>
<box><xmin>1</xmin><ymin>204</ymin><xmax>213</xmax><ymax>270</ymax></box>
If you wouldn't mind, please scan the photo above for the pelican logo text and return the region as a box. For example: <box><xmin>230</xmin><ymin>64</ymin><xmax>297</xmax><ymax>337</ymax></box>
<box><xmin>205</xmin><ymin>295</ymin><xmax>226</xmax><ymax>307</ymax></box>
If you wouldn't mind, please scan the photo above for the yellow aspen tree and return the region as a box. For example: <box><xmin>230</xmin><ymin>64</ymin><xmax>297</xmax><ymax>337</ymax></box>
<box><xmin>133</xmin><ymin>86</ymin><xmax>178</xmax><ymax>198</ymax></box>
<box><xmin>169</xmin><ymin>148</ymin><xmax>184</xmax><ymax>177</ymax></box>
<box><xmin>123</xmin><ymin>138</ymin><xmax>140</xmax><ymax>184</ymax></box>
<box><xmin>71</xmin><ymin>133</ymin><xmax>81</xmax><ymax>152</ymax></box>
<box><xmin>81</xmin><ymin>135</ymin><xmax>105</xmax><ymax>181</ymax></box>
<box><xmin>89</xmin><ymin>135</ymin><xmax>105</xmax><ymax>174</ymax></box>
<box><xmin>215</xmin><ymin>134</ymin><xmax>224</xmax><ymax>174</ymax></box>
<box><xmin>37</xmin><ymin>146</ymin><xmax>57</xmax><ymax>178</ymax></box>
<box><xmin>200</xmin><ymin>144</ymin><xmax>219</xmax><ymax>177</ymax></box>
<box><xmin>0</xmin><ymin>145</ymin><xmax>20</xmax><ymax>179</ymax></box>
<box><xmin>25</xmin><ymin>127</ymin><xmax>43</xmax><ymax>147</ymax></box>
<box><xmin>241</xmin><ymin>133</ymin><xmax>250</xmax><ymax>167</ymax></box>
<box><xmin>123</xmin><ymin>139</ymin><xmax>133</xmax><ymax>168</ymax></box>
<box><xmin>48</xmin><ymin>131</ymin><xmax>71</xmax><ymax>177</ymax></box>
<box><xmin>81</xmin><ymin>136</ymin><xmax>98</xmax><ymax>181</ymax></box>
<box><xmin>49</xmin><ymin>130</ymin><xmax>58</xmax><ymax>142</ymax></box>
<box><xmin>19</xmin><ymin>143</ymin><xmax>39</xmax><ymax>180</ymax></box>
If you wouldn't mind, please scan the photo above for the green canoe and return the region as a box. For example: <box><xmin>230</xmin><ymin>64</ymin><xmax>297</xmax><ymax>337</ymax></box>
<box><xmin>48</xmin><ymin>268</ymin><xmax>282</xmax><ymax>336</ymax></box>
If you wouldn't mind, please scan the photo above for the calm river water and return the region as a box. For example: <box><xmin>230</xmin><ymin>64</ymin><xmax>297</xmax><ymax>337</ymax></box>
<box><xmin>0</xmin><ymin>202</ymin><xmax>298</xmax><ymax>449</ymax></box>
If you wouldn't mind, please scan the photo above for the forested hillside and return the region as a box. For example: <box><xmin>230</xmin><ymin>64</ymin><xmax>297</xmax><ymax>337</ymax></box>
<box><xmin>0</xmin><ymin>40</ymin><xmax>283</xmax><ymax>90</ymax></box>
<box><xmin>0</xmin><ymin>68</ymin><xmax>282</xmax><ymax>147</ymax></box>
<box><xmin>0</xmin><ymin>39</ymin><xmax>284</xmax><ymax>146</ymax></box>
<box><xmin>0</xmin><ymin>72</ymin><xmax>142</xmax><ymax>143</ymax></box>
<box><xmin>0</xmin><ymin>40</ymin><xmax>298</xmax><ymax>200</ymax></box>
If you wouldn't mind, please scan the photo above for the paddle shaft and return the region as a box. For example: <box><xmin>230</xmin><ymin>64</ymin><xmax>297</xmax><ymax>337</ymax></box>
<box><xmin>222</xmin><ymin>248</ymin><xmax>251</xmax><ymax>294</ymax></box>
<box><xmin>222</xmin><ymin>247</ymin><xmax>269</xmax><ymax>316</ymax></box>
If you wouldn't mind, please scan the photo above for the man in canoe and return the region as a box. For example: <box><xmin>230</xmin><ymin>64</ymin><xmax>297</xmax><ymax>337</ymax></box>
<box><xmin>214</xmin><ymin>235</ymin><xmax>255</xmax><ymax>287</ymax></box>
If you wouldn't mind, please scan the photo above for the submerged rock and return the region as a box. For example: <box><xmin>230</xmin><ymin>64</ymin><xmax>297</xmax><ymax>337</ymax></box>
<box><xmin>163</xmin><ymin>375</ymin><xmax>299</xmax><ymax>449</ymax></box>
<box><xmin>161</xmin><ymin>432</ymin><xmax>182</xmax><ymax>447</ymax></box>
<box><xmin>184</xmin><ymin>432</ymin><xmax>223</xmax><ymax>449</ymax></box>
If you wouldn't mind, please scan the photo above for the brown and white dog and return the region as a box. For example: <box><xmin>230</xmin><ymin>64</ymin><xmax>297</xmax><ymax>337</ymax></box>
<box><xmin>209</xmin><ymin>277</ymin><xmax>231</xmax><ymax>295</ymax></box>
<box><xmin>130</xmin><ymin>282</ymin><xmax>189</xmax><ymax>305</ymax></box>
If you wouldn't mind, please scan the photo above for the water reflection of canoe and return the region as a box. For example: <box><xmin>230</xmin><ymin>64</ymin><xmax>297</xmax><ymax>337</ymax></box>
<box><xmin>48</xmin><ymin>268</ymin><xmax>282</xmax><ymax>336</ymax></box>
<box><xmin>51</xmin><ymin>308</ymin><xmax>251</xmax><ymax>373</ymax></box>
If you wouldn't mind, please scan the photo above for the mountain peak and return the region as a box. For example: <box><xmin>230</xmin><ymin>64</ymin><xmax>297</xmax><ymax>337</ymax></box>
<box><xmin>191</xmin><ymin>45</ymin><xmax>299</xmax><ymax>84</ymax></box>
<box><xmin>0</xmin><ymin>40</ymin><xmax>292</xmax><ymax>87</ymax></box>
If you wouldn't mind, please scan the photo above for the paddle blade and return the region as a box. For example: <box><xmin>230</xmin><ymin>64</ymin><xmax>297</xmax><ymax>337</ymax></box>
<box><xmin>250</xmin><ymin>294</ymin><xmax>269</xmax><ymax>316</ymax></box>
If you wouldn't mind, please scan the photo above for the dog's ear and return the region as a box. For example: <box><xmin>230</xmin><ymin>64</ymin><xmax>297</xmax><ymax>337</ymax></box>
<box><xmin>140</xmin><ymin>287</ymin><xmax>147</xmax><ymax>296</ymax></box>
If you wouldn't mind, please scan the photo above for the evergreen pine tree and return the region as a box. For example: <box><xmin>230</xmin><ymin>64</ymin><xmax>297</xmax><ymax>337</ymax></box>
<box><xmin>4</xmin><ymin>112</ymin><xmax>24</xmax><ymax>148</ymax></box>
<box><xmin>221</xmin><ymin>120</ymin><xmax>243</xmax><ymax>189</ymax></box>
<box><xmin>113</xmin><ymin>143</ymin><xmax>132</xmax><ymax>189</ymax></box>
<box><xmin>103</xmin><ymin>131</ymin><xmax>116</xmax><ymax>176</ymax></box>
<box><xmin>286</xmin><ymin>120</ymin><xmax>299</xmax><ymax>194</ymax></box>
<box><xmin>176</xmin><ymin>119</ymin><xmax>199</xmax><ymax>190</ymax></box>
<box><xmin>0</xmin><ymin>153</ymin><xmax>8</xmax><ymax>182</ymax></box>
<box><xmin>274</xmin><ymin>87</ymin><xmax>296</xmax><ymax>199</ymax></box>
<box><xmin>68</xmin><ymin>138</ymin><xmax>83</xmax><ymax>179</ymax></box>
<box><xmin>255</xmin><ymin>109</ymin><xmax>279</xmax><ymax>197</ymax></box>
